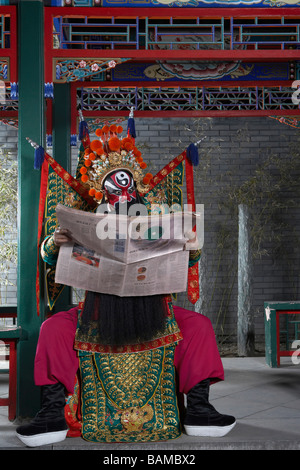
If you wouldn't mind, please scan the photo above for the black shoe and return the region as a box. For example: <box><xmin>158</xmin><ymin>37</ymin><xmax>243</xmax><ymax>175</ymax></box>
<box><xmin>16</xmin><ymin>383</ymin><xmax>68</xmax><ymax>447</ymax></box>
<box><xmin>184</xmin><ymin>379</ymin><xmax>236</xmax><ymax>437</ymax></box>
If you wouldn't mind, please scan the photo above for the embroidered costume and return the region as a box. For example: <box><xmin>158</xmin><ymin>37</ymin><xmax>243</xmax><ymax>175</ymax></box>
<box><xmin>16</xmin><ymin>120</ymin><xmax>235</xmax><ymax>447</ymax></box>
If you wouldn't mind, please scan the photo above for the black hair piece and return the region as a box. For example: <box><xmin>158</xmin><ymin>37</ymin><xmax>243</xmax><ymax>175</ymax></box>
<box><xmin>79</xmin><ymin>291</ymin><xmax>167</xmax><ymax>347</ymax></box>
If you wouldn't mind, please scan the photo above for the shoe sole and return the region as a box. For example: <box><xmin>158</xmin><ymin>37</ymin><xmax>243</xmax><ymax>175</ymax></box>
<box><xmin>16</xmin><ymin>429</ymin><xmax>68</xmax><ymax>447</ymax></box>
<box><xmin>184</xmin><ymin>421</ymin><xmax>236</xmax><ymax>437</ymax></box>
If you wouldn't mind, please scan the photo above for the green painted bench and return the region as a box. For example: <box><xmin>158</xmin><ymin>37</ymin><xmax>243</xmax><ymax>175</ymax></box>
<box><xmin>264</xmin><ymin>301</ymin><xmax>300</xmax><ymax>368</ymax></box>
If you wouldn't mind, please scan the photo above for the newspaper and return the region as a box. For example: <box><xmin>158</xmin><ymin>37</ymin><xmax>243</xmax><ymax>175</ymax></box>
<box><xmin>55</xmin><ymin>204</ymin><xmax>197</xmax><ymax>297</ymax></box>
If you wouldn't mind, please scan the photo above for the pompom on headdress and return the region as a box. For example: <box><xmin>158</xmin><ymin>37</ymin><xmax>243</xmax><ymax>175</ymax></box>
<box><xmin>78</xmin><ymin>124</ymin><xmax>153</xmax><ymax>203</ymax></box>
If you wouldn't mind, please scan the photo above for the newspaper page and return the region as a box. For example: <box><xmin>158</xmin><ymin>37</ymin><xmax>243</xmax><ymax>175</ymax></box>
<box><xmin>55</xmin><ymin>204</ymin><xmax>197</xmax><ymax>296</ymax></box>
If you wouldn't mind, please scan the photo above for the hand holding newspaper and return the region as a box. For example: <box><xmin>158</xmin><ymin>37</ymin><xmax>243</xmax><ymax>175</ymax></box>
<box><xmin>54</xmin><ymin>204</ymin><xmax>199</xmax><ymax>297</ymax></box>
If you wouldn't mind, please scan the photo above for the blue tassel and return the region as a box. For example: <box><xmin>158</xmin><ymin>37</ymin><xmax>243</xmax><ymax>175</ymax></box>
<box><xmin>34</xmin><ymin>146</ymin><xmax>45</xmax><ymax>170</ymax></box>
<box><xmin>186</xmin><ymin>143</ymin><xmax>199</xmax><ymax>166</ymax></box>
<box><xmin>46</xmin><ymin>134</ymin><xmax>53</xmax><ymax>147</ymax></box>
<box><xmin>79</xmin><ymin>120</ymin><xmax>89</xmax><ymax>141</ymax></box>
<box><xmin>44</xmin><ymin>82</ymin><xmax>54</xmax><ymax>99</ymax></box>
<box><xmin>10</xmin><ymin>82</ymin><xmax>18</xmax><ymax>100</ymax></box>
<box><xmin>70</xmin><ymin>134</ymin><xmax>77</xmax><ymax>146</ymax></box>
<box><xmin>127</xmin><ymin>117</ymin><xmax>136</xmax><ymax>139</ymax></box>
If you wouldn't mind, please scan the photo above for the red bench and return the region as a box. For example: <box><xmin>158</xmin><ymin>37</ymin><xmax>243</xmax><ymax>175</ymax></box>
<box><xmin>0</xmin><ymin>314</ymin><xmax>20</xmax><ymax>421</ymax></box>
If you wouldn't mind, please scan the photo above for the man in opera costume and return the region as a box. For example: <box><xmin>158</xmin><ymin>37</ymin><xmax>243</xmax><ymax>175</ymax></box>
<box><xmin>16</xmin><ymin>124</ymin><xmax>236</xmax><ymax>447</ymax></box>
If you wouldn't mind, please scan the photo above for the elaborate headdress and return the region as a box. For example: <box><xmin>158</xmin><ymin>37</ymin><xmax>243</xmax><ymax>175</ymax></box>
<box><xmin>78</xmin><ymin>124</ymin><xmax>153</xmax><ymax>203</ymax></box>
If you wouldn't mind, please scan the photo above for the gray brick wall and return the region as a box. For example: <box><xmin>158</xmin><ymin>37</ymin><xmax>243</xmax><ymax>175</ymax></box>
<box><xmin>132</xmin><ymin>116</ymin><xmax>300</xmax><ymax>344</ymax></box>
<box><xmin>2</xmin><ymin>117</ymin><xmax>300</xmax><ymax>348</ymax></box>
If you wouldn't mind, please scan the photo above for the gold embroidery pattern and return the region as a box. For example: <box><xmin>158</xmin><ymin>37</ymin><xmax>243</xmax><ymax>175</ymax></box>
<box><xmin>189</xmin><ymin>249</ymin><xmax>202</xmax><ymax>263</ymax></box>
<box><xmin>40</xmin><ymin>236</ymin><xmax>59</xmax><ymax>260</ymax></box>
<box><xmin>119</xmin><ymin>404</ymin><xmax>154</xmax><ymax>432</ymax></box>
<box><xmin>143</xmin><ymin>162</ymin><xmax>184</xmax><ymax>212</ymax></box>
<box><xmin>96</xmin><ymin>348</ymin><xmax>164</xmax><ymax>409</ymax></box>
<box><xmin>42</xmin><ymin>169</ymin><xmax>92</xmax><ymax>309</ymax></box>
<box><xmin>80</xmin><ymin>345</ymin><xmax>181</xmax><ymax>443</ymax></box>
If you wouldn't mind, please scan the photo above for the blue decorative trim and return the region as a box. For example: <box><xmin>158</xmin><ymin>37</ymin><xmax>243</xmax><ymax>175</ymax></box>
<box><xmin>101</xmin><ymin>0</ymin><xmax>299</xmax><ymax>6</ymax></box>
<box><xmin>47</xmin><ymin>0</ymin><xmax>300</xmax><ymax>6</ymax></box>
<box><xmin>78</xmin><ymin>85</ymin><xmax>299</xmax><ymax>112</ymax></box>
<box><xmin>2</xmin><ymin>64</ymin><xmax>7</xmax><ymax>80</ymax></box>
<box><xmin>70</xmin><ymin>134</ymin><xmax>78</xmax><ymax>146</ymax></box>
<box><xmin>55</xmin><ymin>58</ymin><xmax>130</xmax><ymax>83</ymax></box>
<box><xmin>46</xmin><ymin>134</ymin><xmax>53</xmax><ymax>148</ymax></box>
<box><xmin>10</xmin><ymin>82</ymin><xmax>18</xmax><ymax>100</ymax></box>
<box><xmin>56</xmin><ymin>64</ymin><xmax>61</xmax><ymax>81</ymax></box>
<box><xmin>45</xmin><ymin>82</ymin><xmax>54</xmax><ymax>99</ymax></box>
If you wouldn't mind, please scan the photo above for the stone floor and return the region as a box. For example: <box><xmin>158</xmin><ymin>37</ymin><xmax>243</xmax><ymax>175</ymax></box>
<box><xmin>1</xmin><ymin>356</ymin><xmax>300</xmax><ymax>454</ymax></box>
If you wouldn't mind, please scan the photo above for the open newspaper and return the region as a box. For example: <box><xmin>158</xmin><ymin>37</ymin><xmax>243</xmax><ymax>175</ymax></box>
<box><xmin>55</xmin><ymin>204</ymin><xmax>197</xmax><ymax>297</ymax></box>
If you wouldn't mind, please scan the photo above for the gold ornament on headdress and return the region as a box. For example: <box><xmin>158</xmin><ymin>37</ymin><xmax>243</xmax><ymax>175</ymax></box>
<box><xmin>79</xmin><ymin>124</ymin><xmax>153</xmax><ymax>203</ymax></box>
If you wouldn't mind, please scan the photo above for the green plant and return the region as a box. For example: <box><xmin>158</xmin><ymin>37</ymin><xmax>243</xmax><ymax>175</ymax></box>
<box><xmin>0</xmin><ymin>148</ymin><xmax>18</xmax><ymax>303</ymax></box>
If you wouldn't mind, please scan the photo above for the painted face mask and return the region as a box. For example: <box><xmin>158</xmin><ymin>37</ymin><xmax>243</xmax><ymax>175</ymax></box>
<box><xmin>104</xmin><ymin>170</ymin><xmax>137</xmax><ymax>211</ymax></box>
